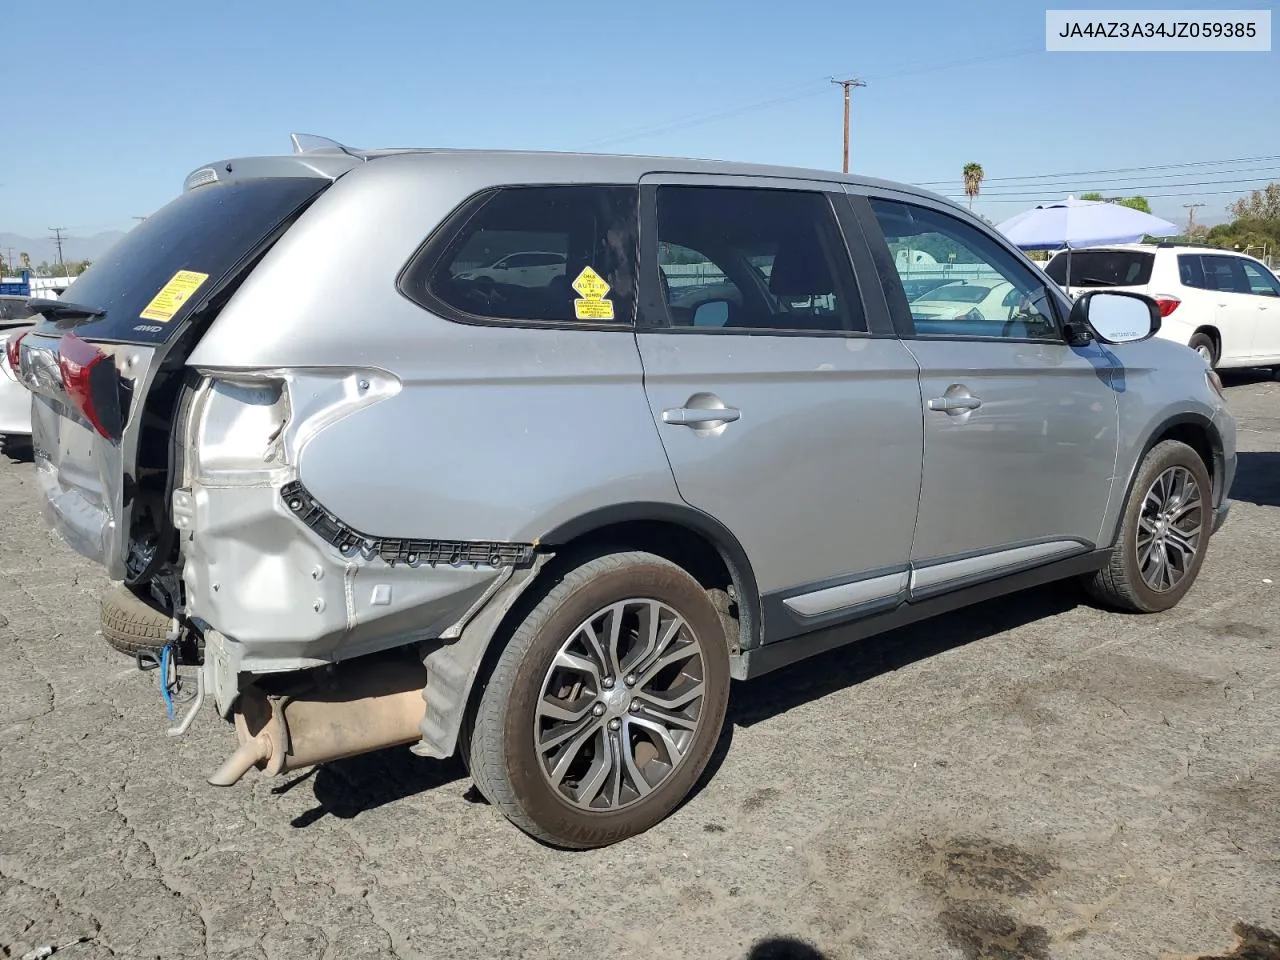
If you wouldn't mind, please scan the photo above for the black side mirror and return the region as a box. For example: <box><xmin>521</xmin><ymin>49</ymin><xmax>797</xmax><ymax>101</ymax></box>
<box><xmin>1067</xmin><ymin>290</ymin><xmax>1161</xmax><ymax>346</ymax></box>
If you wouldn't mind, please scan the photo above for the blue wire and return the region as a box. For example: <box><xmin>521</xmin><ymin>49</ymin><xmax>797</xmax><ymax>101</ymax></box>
<box><xmin>159</xmin><ymin>644</ymin><xmax>175</xmax><ymax>721</ymax></box>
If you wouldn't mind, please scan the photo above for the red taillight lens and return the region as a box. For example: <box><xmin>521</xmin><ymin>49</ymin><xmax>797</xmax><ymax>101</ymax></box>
<box><xmin>4</xmin><ymin>330</ymin><xmax>25</xmax><ymax>371</ymax></box>
<box><xmin>57</xmin><ymin>333</ymin><xmax>124</xmax><ymax>440</ymax></box>
<box><xmin>1154</xmin><ymin>296</ymin><xmax>1181</xmax><ymax>318</ymax></box>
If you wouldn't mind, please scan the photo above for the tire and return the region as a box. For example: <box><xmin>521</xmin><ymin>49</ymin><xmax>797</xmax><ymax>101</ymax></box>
<box><xmin>1084</xmin><ymin>439</ymin><xmax>1213</xmax><ymax>613</ymax></box>
<box><xmin>1188</xmin><ymin>332</ymin><xmax>1217</xmax><ymax>367</ymax></box>
<box><xmin>467</xmin><ymin>550</ymin><xmax>731</xmax><ymax>849</ymax></box>
<box><xmin>100</xmin><ymin>583</ymin><xmax>172</xmax><ymax>657</ymax></box>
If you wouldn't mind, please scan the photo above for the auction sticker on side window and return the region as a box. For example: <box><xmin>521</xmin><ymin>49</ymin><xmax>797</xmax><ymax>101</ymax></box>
<box><xmin>571</xmin><ymin>266</ymin><xmax>615</xmax><ymax>321</ymax></box>
<box><xmin>139</xmin><ymin>270</ymin><xmax>210</xmax><ymax>322</ymax></box>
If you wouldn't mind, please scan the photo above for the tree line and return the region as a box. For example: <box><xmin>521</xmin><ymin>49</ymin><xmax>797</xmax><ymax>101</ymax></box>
<box><xmin>0</xmin><ymin>253</ymin><xmax>92</xmax><ymax>279</ymax></box>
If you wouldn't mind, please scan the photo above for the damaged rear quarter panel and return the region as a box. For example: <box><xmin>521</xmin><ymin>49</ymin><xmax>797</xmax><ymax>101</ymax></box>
<box><xmin>185</xmin><ymin>153</ymin><xmax>686</xmax><ymax>547</ymax></box>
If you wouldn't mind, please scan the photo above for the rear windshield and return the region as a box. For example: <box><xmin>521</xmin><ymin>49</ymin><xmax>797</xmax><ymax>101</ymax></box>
<box><xmin>34</xmin><ymin>177</ymin><xmax>327</xmax><ymax>345</ymax></box>
<box><xmin>1043</xmin><ymin>250</ymin><xmax>1154</xmax><ymax>287</ymax></box>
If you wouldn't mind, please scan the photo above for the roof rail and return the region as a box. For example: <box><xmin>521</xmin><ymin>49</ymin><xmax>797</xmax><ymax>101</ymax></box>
<box><xmin>289</xmin><ymin>132</ymin><xmax>364</xmax><ymax>159</ymax></box>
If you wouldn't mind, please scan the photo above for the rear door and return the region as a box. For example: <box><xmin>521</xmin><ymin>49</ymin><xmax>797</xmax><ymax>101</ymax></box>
<box><xmin>1239</xmin><ymin>258</ymin><xmax>1280</xmax><ymax>362</ymax></box>
<box><xmin>634</xmin><ymin>175</ymin><xmax>925</xmax><ymax>642</ymax></box>
<box><xmin>1196</xmin><ymin>255</ymin><xmax>1258</xmax><ymax>364</ymax></box>
<box><xmin>855</xmin><ymin>192</ymin><xmax>1120</xmax><ymax>594</ymax></box>
<box><xmin>15</xmin><ymin>174</ymin><xmax>332</xmax><ymax>579</ymax></box>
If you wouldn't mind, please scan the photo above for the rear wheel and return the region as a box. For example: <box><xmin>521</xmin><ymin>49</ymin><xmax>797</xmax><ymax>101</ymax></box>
<box><xmin>467</xmin><ymin>550</ymin><xmax>731</xmax><ymax>849</ymax></box>
<box><xmin>100</xmin><ymin>583</ymin><xmax>172</xmax><ymax>657</ymax></box>
<box><xmin>1188</xmin><ymin>332</ymin><xmax>1217</xmax><ymax>367</ymax></box>
<box><xmin>1084</xmin><ymin>440</ymin><xmax>1212</xmax><ymax>613</ymax></box>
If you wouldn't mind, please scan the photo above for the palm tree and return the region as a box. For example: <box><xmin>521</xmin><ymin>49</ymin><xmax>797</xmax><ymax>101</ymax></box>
<box><xmin>962</xmin><ymin>163</ymin><xmax>985</xmax><ymax>211</ymax></box>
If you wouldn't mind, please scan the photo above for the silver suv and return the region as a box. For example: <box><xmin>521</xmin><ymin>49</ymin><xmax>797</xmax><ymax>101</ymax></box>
<box><xmin>14</xmin><ymin>135</ymin><xmax>1236</xmax><ymax>848</ymax></box>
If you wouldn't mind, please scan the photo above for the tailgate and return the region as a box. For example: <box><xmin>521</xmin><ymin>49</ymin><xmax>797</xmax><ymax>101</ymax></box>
<box><xmin>15</xmin><ymin>175</ymin><xmax>332</xmax><ymax>579</ymax></box>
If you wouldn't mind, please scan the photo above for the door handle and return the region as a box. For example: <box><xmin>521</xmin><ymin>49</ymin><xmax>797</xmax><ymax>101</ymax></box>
<box><xmin>928</xmin><ymin>396</ymin><xmax>982</xmax><ymax>413</ymax></box>
<box><xmin>662</xmin><ymin>406</ymin><xmax>741</xmax><ymax>426</ymax></box>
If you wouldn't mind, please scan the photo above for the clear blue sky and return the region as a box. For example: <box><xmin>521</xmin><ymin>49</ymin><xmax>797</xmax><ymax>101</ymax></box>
<box><xmin>3</xmin><ymin>0</ymin><xmax>1276</xmax><ymax>237</ymax></box>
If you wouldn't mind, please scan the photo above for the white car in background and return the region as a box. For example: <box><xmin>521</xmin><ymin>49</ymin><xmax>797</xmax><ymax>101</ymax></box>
<box><xmin>0</xmin><ymin>295</ymin><xmax>36</xmax><ymax>442</ymax></box>
<box><xmin>454</xmin><ymin>250</ymin><xmax>567</xmax><ymax>288</ymax></box>
<box><xmin>907</xmin><ymin>278</ymin><xmax>1018</xmax><ymax>320</ymax></box>
<box><xmin>1044</xmin><ymin>243</ymin><xmax>1280</xmax><ymax>370</ymax></box>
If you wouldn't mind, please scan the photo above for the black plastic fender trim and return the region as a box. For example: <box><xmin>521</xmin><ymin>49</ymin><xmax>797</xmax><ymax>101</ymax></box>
<box><xmin>280</xmin><ymin>481</ymin><xmax>536</xmax><ymax>569</ymax></box>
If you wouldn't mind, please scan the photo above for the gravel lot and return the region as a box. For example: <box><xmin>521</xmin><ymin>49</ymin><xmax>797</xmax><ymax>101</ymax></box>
<box><xmin>1</xmin><ymin>376</ymin><xmax>1277</xmax><ymax>960</ymax></box>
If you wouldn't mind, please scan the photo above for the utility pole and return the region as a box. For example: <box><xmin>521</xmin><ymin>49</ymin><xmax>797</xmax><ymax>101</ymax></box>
<box><xmin>830</xmin><ymin>77</ymin><xmax>866</xmax><ymax>174</ymax></box>
<box><xmin>48</xmin><ymin>226</ymin><xmax>68</xmax><ymax>274</ymax></box>
<box><xmin>1183</xmin><ymin>203</ymin><xmax>1205</xmax><ymax>236</ymax></box>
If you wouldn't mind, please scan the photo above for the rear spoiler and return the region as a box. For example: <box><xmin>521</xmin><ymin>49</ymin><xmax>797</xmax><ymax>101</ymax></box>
<box><xmin>182</xmin><ymin>135</ymin><xmax>367</xmax><ymax>192</ymax></box>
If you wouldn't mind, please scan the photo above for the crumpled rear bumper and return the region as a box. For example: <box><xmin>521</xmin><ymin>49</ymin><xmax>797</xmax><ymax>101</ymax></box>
<box><xmin>178</xmin><ymin>479</ymin><xmax>508</xmax><ymax>714</ymax></box>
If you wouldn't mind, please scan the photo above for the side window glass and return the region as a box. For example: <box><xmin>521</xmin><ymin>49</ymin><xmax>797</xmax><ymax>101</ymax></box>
<box><xmin>869</xmin><ymin>198</ymin><xmax>1059</xmax><ymax>341</ymax></box>
<box><xmin>1178</xmin><ymin>254</ymin><xmax>1205</xmax><ymax>289</ymax></box>
<box><xmin>1241</xmin><ymin>260</ymin><xmax>1280</xmax><ymax>297</ymax></box>
<box><xmin>654</xmin><ymin>186</ymin><xmax>867</xmax><ymax>333</ymax></box>
<box><xmin>420</xmin><ymin>185</ymin><xmax>637</xmax><ymax>325</ymax></box>
<box><xmin>1203</xmin><ymin>256</ymin><xmax>1250</xmax><ymax>294</ymax></box>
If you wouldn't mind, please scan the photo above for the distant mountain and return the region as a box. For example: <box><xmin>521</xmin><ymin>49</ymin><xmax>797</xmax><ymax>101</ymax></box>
<box><xmin>0</xmin><ymin>231</ymin><xmax>128</xmax><ymax>269</ymax></box>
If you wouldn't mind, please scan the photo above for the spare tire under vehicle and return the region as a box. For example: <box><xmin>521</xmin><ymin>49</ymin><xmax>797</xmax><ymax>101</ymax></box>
<box><xmin>100</xmin><ymin>583</ymin><xmax>172</xmax><ymax>657</ymax></box>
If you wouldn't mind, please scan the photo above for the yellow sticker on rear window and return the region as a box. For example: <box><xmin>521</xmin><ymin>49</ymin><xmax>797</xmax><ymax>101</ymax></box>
<box><xmin>139</xmin><ymin>270</ymin><xmax>210</xmax><ymax>322</ymax></box>
<box><xmin>574</xmin><ymin>298</ymin><xmax>615</xmax><ymax>321</ymax></box>
<box><xmin>570</xmin><ymin>266</ymin><xmax>614</xmax><ymax>320</ymax></box>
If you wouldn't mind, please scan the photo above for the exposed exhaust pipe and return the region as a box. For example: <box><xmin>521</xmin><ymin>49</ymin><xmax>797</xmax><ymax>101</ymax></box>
<box><xmin>208</xmin><ymin>653</ymin><xmax>427</xmax><ymax>787</ymax></box>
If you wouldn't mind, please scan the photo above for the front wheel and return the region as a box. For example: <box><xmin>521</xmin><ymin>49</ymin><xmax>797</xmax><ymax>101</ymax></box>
<box><xmin>1084</xmin><ymin>439</ymin><xmax>1213</xmax><ymax>613</ymax></box>
<box><xmin>467</xmin><ymin>550</ymin><xmax>731</xmax><ymax>849</ymax></box>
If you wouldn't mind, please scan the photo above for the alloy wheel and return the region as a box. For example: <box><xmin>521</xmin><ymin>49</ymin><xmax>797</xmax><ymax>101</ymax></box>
<box><xmin>534</xmin><ymin>599</ymin><xmax>707</xmax><ymax>812</ymax></box>
<box><xmin>1136</xmin><ymin>465</ymin><xmax>1203</xmax><ymax>592</ymax></box>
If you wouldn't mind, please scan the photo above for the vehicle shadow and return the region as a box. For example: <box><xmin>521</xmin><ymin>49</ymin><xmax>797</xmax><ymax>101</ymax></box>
<box><xmin>1226</xmin><ymin>451</ymin><xmax>1280</xmax><ymax>508</ymax></box>
<box><xmin>290</xmin><ymin>748</ymin><xmax>467</xmax><ymax>828</ymax></box>
<box><xmin>1</xmin><ymin>437</ymin><xmax>33</xmax><ymax>463</ymax></box>
<box><xmin>291</xmin><ymin>582</ymin><xmax>1083</xmax><ymax>830</ymax></box>
<box><xmin>1219</xmin><ymin>368</ymin><xmax>1278</xmax><ymax>387</ymax></box>
<box><xmin>745</xmin><ymin>938</ymin><xmax>829</xmax><ymax>959</ymax></box>
<box><xmin>728</xmin><ymin>581</ymin><xmax>1082</xmax><ymax>730</ymax></box>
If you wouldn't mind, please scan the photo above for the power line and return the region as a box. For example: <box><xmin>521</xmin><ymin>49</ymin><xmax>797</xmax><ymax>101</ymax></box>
<box><xmin>945</xmin><ymin>186</ymin><xmax>1269</xmax><ymax>204</ymax></box>
<box><xmin>915</xmin><ymin>154</ymin><xmax>1280</xmax><ymax>186</ymax></box>
<box><xmin>945</xmin><ymin>164</ymin><xmax>1280</xmax><ymax>192</ymax></box>
<box><xmin>951</xmin><ymin>175</ymin><xmax>1280</xmax><ymax>200</ymax></box>
<box><xmin>577</xmin><ymin>47</ymin><xmax>1041</xmax><ymax>150</ymax></box>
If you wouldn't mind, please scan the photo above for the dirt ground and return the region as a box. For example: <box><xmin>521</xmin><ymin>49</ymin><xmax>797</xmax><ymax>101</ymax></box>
<box><xmin>1</xmin><ymin>374</ymin><xmax>1277</xmax><ymax>960</ymax></box>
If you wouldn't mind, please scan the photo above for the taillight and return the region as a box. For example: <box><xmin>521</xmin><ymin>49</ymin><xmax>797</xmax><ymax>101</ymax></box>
<box><xmin>1154</xmin><ymin>296</ymin><xmax>1181</xmax><ymax>317</ymax></box>
<box><xmin>57</xmin><ymin>333</ymin><xmax>125</xmax><ymax>441</ymax></box>
<box><xmin>4</xmin><ymin>330</ymin><xmax>25</xmax><ymax>370</ymax></box>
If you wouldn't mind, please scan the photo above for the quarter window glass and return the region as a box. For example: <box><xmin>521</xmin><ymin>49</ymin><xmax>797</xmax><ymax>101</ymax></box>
<box><xmin>1178</xmin><ymin>254</ymin><xmax>1206</xmax><ymax>289</ymax></box>
<box><xmin>424</xmin><ymin>185</ymin><xmax>637</xmax><ymax>324</ymax></box>
<box><xmin>655</xmin><ymin>186</ymin><xmax>866</xmax><ymax>334</ymax></box>
<box><xmin>1241</xmin><ymin>260</ymin><xmax>1280</xmax><ymax>297</ymax></box>
<box><xmin>869</xmin><ymin>199</ymin><xmax>1059</xmax><ymax>341</ymax></box>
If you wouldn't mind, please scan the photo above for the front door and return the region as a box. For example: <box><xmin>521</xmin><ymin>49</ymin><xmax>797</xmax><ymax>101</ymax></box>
<box><xmin>858</xmin><ymin>193</ymin><xmax>1121</xmax><ymax>597</ymax></box>
<box><xmin>634</xmin><ymin>176</ymin><xmax>925</xmax><ymax>640</ymax></box>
